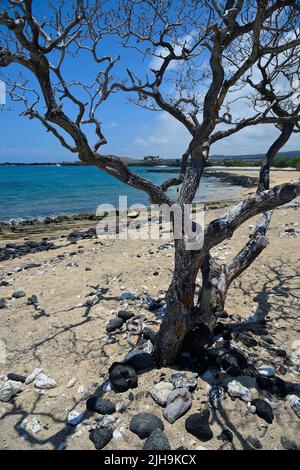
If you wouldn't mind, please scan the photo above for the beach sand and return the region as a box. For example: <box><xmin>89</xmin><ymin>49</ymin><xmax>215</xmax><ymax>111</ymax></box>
<box><xmin>0</xmin><ymin>169</ymin><xmax>299</xmax><ymax>450</ymax></box>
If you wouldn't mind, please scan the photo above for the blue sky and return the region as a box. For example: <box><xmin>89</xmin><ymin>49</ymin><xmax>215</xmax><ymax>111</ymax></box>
<box><xmin>0</xmin><ymin>1</ymin><xmax>299</xmax><ymax>163</ymax></box>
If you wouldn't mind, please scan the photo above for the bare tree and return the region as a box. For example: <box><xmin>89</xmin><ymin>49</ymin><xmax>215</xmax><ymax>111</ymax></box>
<box><xmin>0</xmin><ymin>0</ymin><xmax>299</xmax><ymax>365</ymax></box>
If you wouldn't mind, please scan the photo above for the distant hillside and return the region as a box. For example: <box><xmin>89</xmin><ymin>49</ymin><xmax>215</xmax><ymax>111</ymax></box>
<box><xmin>210</xmin><ymin>150</ymin><xmax>300</xmax><ymax>161</ymax></box>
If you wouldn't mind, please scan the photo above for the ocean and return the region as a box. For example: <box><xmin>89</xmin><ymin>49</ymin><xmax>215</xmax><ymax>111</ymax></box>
<box><xmin>0</xmin><ymin>165</ymin><xmax>242</xmax><ymax>221</ymax></box>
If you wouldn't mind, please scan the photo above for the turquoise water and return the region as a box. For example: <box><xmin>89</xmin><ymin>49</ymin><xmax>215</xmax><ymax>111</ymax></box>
<box><xmin>0</xmin><ymin>165</ymin><xmax>242</xmax><ymax>221</ymax></box>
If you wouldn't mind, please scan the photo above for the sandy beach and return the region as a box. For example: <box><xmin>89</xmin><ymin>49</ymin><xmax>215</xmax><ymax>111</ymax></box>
<box><xmin>0</xmin><ymin>169</ymin><xmax>299</xmax><ymax>450</ymax></box>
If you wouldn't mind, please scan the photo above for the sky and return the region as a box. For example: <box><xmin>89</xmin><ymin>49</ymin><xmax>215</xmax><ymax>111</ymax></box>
<box><xmin>0</xmin><ymin>1</ymin><xmax>299</xmax><ymax>163</ymax></box>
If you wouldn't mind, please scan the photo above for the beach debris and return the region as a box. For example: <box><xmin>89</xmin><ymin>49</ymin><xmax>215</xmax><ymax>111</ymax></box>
<box><xmin>149</xmin><ymin>381</ymin><xmax>174</xmax><ymax>406</ymax></box>
<box><xmin>129</xmin><ymin>412</ymin><xmax>164</xmax><ymax>439</ymax></box>
<box><xmin>89</xmin><ymin>427</ymin><xmax>113</xmax><ymax>450</ymax></box>
<box><xmin>185</xmin><ymin>410</ymin><xmax>213</xmax><ymax>442</ymax></box>
<box><xmin>143</xmin><ymin>429</ymin><xmax>171</xmax><ymax>450</ymax></box>
<box><xmin>163</xmin><ymin>387</ymin><xmax>192</xmax><ymax>424</ymax></box>
<box><xmin>0</xmin><ymin>380</ymin><xmax>22</xmax><ymax>402</ymax></box>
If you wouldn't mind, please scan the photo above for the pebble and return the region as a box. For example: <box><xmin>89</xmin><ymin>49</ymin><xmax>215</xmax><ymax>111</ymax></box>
<box><xmin>96</xmin><ymin>415</ymin><xmax>117</xmax><ymax>428</ymax></box>
<box><xmin>149</xmin><ymin>381</ymin><xmax>174</xmax><ymax>406</ymax></box>
<box><xmin>209</xmin><ymin>385</ymin><xmax>224</xmax><ymax>409</ymax></box>
<box><xmin>227</xmin><ymin>380</ymin><xmax>251</xmax><ymax>402</ymax></box>
<box><xmin>143</xmin><ymin>429</ymin><xmax>171</xmax><ymax>450</ymax></box>
<box><xmin>67</xmin><ymin>410</ymin><xmax>85</xmax><ymax>426</ymax></box>
<box><xmin>129</xmin><ymin>412</ymin><xmax>164</xmax><ymax>439</ymax></box>
<box><xmin>34</xmin><ymin>373</ymin><xmax>57</xmax><ymax>389</ymax></box>
<box><xmin>106</xmin><ymin>317</ymin><xmax>124</xmax><ymax>333</ymax></box>
<box><xmin>218</xmin><ymin>429</ymin><xmax>233</xmax><ymax>443</ymax></box>
<box><xmin>169</xmin><ymin>372</ymin><xmax>198</xmax><ymax>392</ymax></box>
<box><xmin>163</xmin><ymin>387</ymin><xmax>192</xmax><ymax>424</ymax></box>
<box><xmin>12</xmin><ymin>291</ymin><xmax>26</xmax><ymax>299</ymax></box>
<box><xmin>0</xmin><ymin>380</ymin><xmax>22</xmax><ymax>402</ymax></box>
<box><xmin>67</xmin><ymin>377</ymin><xmax>76</xmax><ymax>388</ymax></box>
<box><xmin>185</xmin><ymin>410</ymin><xmax>213</xmax><ymax>442</ymax></box>
<box><xmin>195</xmin><ymin>446</ymin><xmax>207</xmax><ymax>450</ymax></box>
<box><xmin>258</xmin><ymin>365</ymin><xmax>275</xmax><ymax>378</ymax></box>
<box><xmin>281</xmin><ymin>436</ymin><xmax>298</xmax><ymax>450</ymax></box>
<box><xmin>288</xmin><ymin>394</ymin><xmax>300</xmax><ymax>418</ymax></box>
<box><xmin>124</xmin><ymin>350</ymin><xmax>154</xmax><ymax>371</ymax></box>
<box><xmin>24</xmin><ymin>418</ymin><xmax>41</xmax><ymax>435</ymax></box>
<box><xmin>25</xmin><ymin>368</ymin><xmax>43</xmax><ymax>384</ymax></box>
<box><xmin>7</xmin><ymin>373</ymin><xmax>26</xmax><ymax>383</ymax></box>
<box><xmin>89</xmin><ymin>427</ymin><xmax>113</xmax><ymax>449</ymax></box>
<box><xmin>109</xmin><ymin>363</ymin><xmax>138</xmax><ymax>393</ymax></box>
<box><xmin>113</xmin><ymin>426</ymin><xmax>126</xmax><ymax>440</ymax></box>
<box><xmin>86</xmin><ymin>396</ymin><xmax>116</xmax><ymax>415</ymax></box>
<box><xmin>77</xmin><ymin>385</ymin><xmax>85</xmax><ymax>394</ymax></box>
<box><xmin>247</xmin><ymin>435</ymin><xmax>262</xmax><ymax>449</ymax></box>
<box><xmin>116</xmin><ymin>401</ymin><xmax>126</xmax><ymax>413</ymax></box>
<box><xmin>251</xmin><ymin>399</ymin><xmax>274</xmax><ymax>424</ymax></box>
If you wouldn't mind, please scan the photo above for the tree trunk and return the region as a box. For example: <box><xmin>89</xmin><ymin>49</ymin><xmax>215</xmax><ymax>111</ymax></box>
<box><xmin>154</xmin><ymin>240</ymin><xmax>200</xmax><ymax>365</ymax></box>
<box><xmin>154</xmin><ymin>250</ymin><xmax>229</xmax><ymax>365</ymax></box>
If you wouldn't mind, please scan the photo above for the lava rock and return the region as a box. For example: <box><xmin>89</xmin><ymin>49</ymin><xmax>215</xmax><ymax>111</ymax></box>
<box><xmin>218</xmin><ymin>429</ymin><xmax>233</xmax><ymax>443</ymax></box>
<box><xmin>117</xmin><ymin>310</ymin><xmax>135</xmax><ymax>321</ymax></box>
<box><xmin>143</xmin><ymin>429</ymin><xmax>171</xmax><ymax>450</ymax></box>
<box><xmin>288</xmin><ymin>394</ymin><xmax>300</xmax><ymax>418</ymax></box>
<box><xmin>129</xmin><ymin>412</ymin><xmax>164</xmax><ymax>439</ymax></box>
<box><xmin>7</xmin><ymin>373</ymin><xmax>26</xmax><ymax>383</ymax></box>
<box><xmin>237</xmin><ymin>333</ymin><xmax>257</xmax><ymax>348</ymax></box>
<box><xmin>142</xmin><ymin>327</ymin><xmax>156</xmax><ymax>344</ymax></box>
<box><xmin>183</xmin><ymin>325</ymin><xmax>212</xmax><ymax>359</ymax></box>
<box><xmin>0</xmin><ymin>281</ymin><xmax>9</xmax><ymax>287</ymax></box>
<box><xmin>86</xmin><ymin>396</ymin><xmax>116</xmax><ymax>415</ymax></box>
<box><xmin>247</xmin><ymin>435</ymin><xmax>262</xmax><ymax>449</ymax></box>
<box><xmin>226</xmin><ymin>365</ymin><xmax>241</xmax><ymax>377</ymax></box>
<box><xmin>169</xmin><ymin>372</ymin><xmax>198</xmax><ymax>392</ymax></box>
<box><xmin>256</xmin><ymin>376</ymin><xmax>273</xmax><ymax>391</ymax></box>
<box><xmin>124</xmin><ymin>350</ymin><xmax>154</xmax><ymax>371</ymax></box>
<box><xmin>185</xmin><ymin>410</ymin><xmax>213</xmax><ymax>442</ymax></box>
<box><xmin>0</xmin><ymin>299</ymin><xmax>6</xmax><ymax>309</ymax></box>
<box><xmin>89</xmin><ymin>427</ymin><xmax>113</xmax><ymax>450</ymax></box>
<box><xmin>108</xmin><ymin>362</ymin><xmax>138</xmax><ymax>393</ymax></box>
<box><xmin>12</xmin><ymin>291</ymin><xmax>26</xmax><ymax>299</ymax></box>
<box><xmin>106</xmin><ymin>317</ymin><xmax>124</xmax><ymax>333</ymax></box>
<box><xmin>148</xmin><ymin>302</ymin><xmax>163</xmax><ymax>312</ymax></box>
<box><xmin>281</xmin><ymin>436</ymin><xmax>298</xmax><ymax>450</ymax></box>
<box><xmin>221</xmin><ymin>353</ymin><xmax>239</xmax><ymax>372</ymax></box>
<box><xmin>149</xmin><ymin>381</ymin><xmax>174</xmax><ymax>406</ymax></box>
<box><xmin>27</xmin><ymin>295</ymin><xmax>38</xmax><ymax>305</ymax></box>
<box><xmin>163</xmin><ymin>387</ymin><xmax>192</xmax><ymax>424</ymax></box>
<box><xmin>251</xmin><ymin>398</ymin><xmax>274</xmax><ymax>424</ymax></box>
